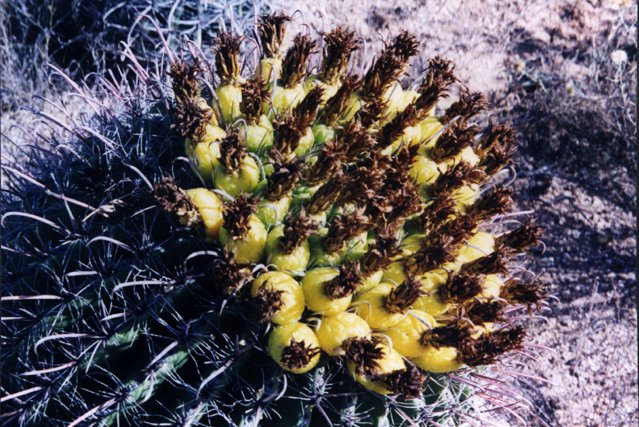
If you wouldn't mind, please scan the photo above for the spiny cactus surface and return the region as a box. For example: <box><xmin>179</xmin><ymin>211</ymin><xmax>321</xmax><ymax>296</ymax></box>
<box><xmin>1</xmin><ymin>12</ymin><xmax>547</xmax><ymax>426</ymax></box>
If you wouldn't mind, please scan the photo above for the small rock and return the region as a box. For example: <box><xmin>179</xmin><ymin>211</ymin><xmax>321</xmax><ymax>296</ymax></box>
<box><xmin>610</xmin><ymin>49</ymin><xmax>628</xmax><ymax>66</ymax></box>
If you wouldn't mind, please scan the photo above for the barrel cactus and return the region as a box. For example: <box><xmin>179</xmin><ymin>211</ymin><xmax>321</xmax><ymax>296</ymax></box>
<box><xmin>1</xmin><ymin>12</ymin><xmax>547</xmax><ymax>426</ymax></box>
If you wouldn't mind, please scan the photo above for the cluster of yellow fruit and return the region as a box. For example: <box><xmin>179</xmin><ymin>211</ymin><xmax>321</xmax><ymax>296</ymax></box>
<box><xmin>158</xmin><ymin>13</ymin><xmax>547</xmax><ymax>398</ymax></box>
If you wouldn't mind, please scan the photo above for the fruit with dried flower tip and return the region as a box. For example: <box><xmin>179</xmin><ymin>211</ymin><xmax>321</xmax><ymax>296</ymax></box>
<box><xmin>383</xmin><ymin>83</ymin><xmax>419</xmax><ymax>123</ymax></box>
<box><xmin>185</xmin><ymin>125</ymin><xmax>226</xmax><ymax>182</ymax></box>
<box><xmin>354</xmin><ymin>270</ymin><xmax>384</xmax><ymax>295</ymax></box>
<box><xmin>346</xmin><ymin>340</ymin><xmax>407</xmax><ymax>395</ymax></box>
<box><xmin>310</xmin><ymin>231</ymin><xmax>369</xmax><ymax>266</ymax></box>
<box><xmin>213</xmin><ymin>155</ymin><xmax>260</xmax><ymax>196</ymax></box>
<box><xmin>245</xmin><ymin>114</ymin><xmax>275</xmax><ymax>152</ymax></box>
<box><xmin>185</xmin><ymin>188</ymin><xmax>224</xmax><ymax>240</ymax></box>
<box><xmin>413</xmin><ymin>345</ymin><xmax>462</xmax><ymax>373</ymax></box>
<box><xmin>294</xmin><ymin>127</ymin><xmax>315</xmax><ymax>157</ymax></box>
<box><xmin>268</xmin><ymin>322</ymin><xmax>321</xmax><ymax>373</ymax></box>
<box><xmin>412</xmin><ymin>324</ymin><xmax>466</xmax><ymax>373</ymax></box>
<box><xmin>256</xmin><ymin>195</ymin><xmax>291</xmax><ymax>227</ymax></box>
<box><xmin>481</xmin><ymin>274</ymin><xmax>503</xmax><ymax>299</ymax></box>
<box><xmin>219</xmin><ymin>214</ymin><xmax>267</xmax><ymax>264</ymax></box>
<box><xmin>265</xmin><ymin>224</ymin><xmax>311</xmax><ymax>275</ymax></box>
<box><xmin>457</xmin><ymin>231</ymin><xmax>495</xmax><ymax>263</ymax></box>
<box><xmin>384</xmin><ymin>310</ymin><xmax>436</xmax><ymax>358</ymax></box>
<box><xmin>272</xmin><ymin>84</ymin><xmax>306</xmax><ymax>113</ymax></box>
<box><xmin>301</xmin><ymin>267</ymin><xmax>354</xmax><ymax>315</ymax></box>
<box><xmin>251</xmin><ymin>271</ymin><xmax>305</xmax><ymax>325</ymax></box>
<box><xmin>354</xmin><ymin>282</ymin><xmax>409</xmax><ymax>330</ymax></box>
<box><xmin>216</xmin><ymin>84</ymin><xmax>243</xmax><ymax>124</ymax></box>
<box><xmin>316</xmin><ymin>312</ymin><xmax>371</xmax><ymax>356</ymax></box>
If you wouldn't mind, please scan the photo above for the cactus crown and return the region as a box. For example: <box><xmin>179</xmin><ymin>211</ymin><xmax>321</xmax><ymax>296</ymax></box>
<box><xmin>1</xmin><ymin>11</ymin><xmax>548</xmax><ymax>426</ymax></box>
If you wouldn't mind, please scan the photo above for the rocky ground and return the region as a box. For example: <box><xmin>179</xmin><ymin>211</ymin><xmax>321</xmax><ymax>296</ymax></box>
<box><xmin>278</xmin><ymin>0</ymin><xmax>638</xmax><ymax>425</ymax></box>
<box><xmin>2</xmin><ymin>0</ymin><xmax>637</xmax><ymax>425</ymax></box>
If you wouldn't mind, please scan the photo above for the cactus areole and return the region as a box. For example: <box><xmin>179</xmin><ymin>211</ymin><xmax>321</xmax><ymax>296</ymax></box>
<box><xmin>1</xmin><ymin>12</ymin><xmax>547</xmax><ymax>426</ymax></box>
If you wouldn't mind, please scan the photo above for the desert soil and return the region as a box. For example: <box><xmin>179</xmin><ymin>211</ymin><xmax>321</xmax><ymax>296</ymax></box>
<box><xmin>276</xmin><ymin>0</ymin><xmax>638</xmax><ymax>425</ymax></box>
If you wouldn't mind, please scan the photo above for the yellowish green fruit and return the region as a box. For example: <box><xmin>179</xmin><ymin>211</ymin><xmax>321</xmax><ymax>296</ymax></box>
<box><xmin>245</xmin><ymin>115</ymin><xmax>274</xmax><ymax>152</ymax></box>
<box><xmin>219</xmin><ymin>215</ymin><xmax>267</xmax><ymax>264</ymax></box>
<box><xmin>305</xmin><ymin>77</ymin><xmax>339</xmax><ymax>104</ymax></box>
<box><xmin>383</xmin><ymin>83</ymin><xmax>418</xmax><ymax>123</ymax></box>
<box><xmin>294</xmin><ymin>127</ymin><xmax>315</xmax><ymax>157</ymax></box>
<box><xmin>354</xmin><ymin>283</ymin><xmax>406</xmax><ymax>330</ymax></box>
<box><xmin>255</xmin><ymin>196</ymin><xmax>291</xmax><ymax>227</ymax></box>
<box><xmin>268</xmin><ymin>322</ymin><xmax>321</xmax><ymax>373</ymax></box>
<box><xmin>265</xmin><ymin>225</ymin><xmax>311</xmax><ymax>276</ymax></box>
<box><xmin>310</xmin><ymin>231</ymin><xmax>368</xmax><ymax>266</ymax></box>
<box><xmin>412</xmin><ymin>345</ymin><xmax>462</xmax><ymax>373</ymax></box>
<box><xmin>185</xmin><ymin>188</ymin><xmax>224</xmax><ymax>240</ymax></box>
<box><xmin>185</xmin><ymin>124</ymin><xmax>226</xmax><ymax>182</ymax></box>
<box><xmin>214</xmin><ymin>156</ymin><xmax>260</xmax><ymax>197</ymax></box>
<box><xmin>194</xmin><ymin>97</ymin><xmax>219</xmax><ymax>127</ymax></box>
<box><xmin>384</xmin><ymin>310</ymin><xmax>436</xmax><ymax>358</ymax></box>
<box><xmin>316</xmin><ymin>312</ymin><xmax>371</xmax><ymax>356</ymax></box>
<box><xmin>312</xmin><ymin>124</ymin><xmax>337</xmax><ymax>145</ymax></box>
<box><xmin>355</xmin><ymin>270</ymin><xmax>384</xmax><ymax>295</ymax></box>
<box><xmin>348</xmin><ymin>342</ymin><xmax>406</xmax><ymax>395</ymax></box>
<box><xmin>272</xmin><ymin>84</ymin><xmax>306</xmax><ymax>113</ymax></box>
<box><xmin>382</xmin><ymin>259</ymin><xmax>455</xmax><ymax>289</ymax></box>
<box><xmin>384</xmin><ymin>125</ymin><xmax>423</xmax><ymax>155</ymax></box>
<box><xmin>410</xmin><ymin>155</ymin><xmax>441</xmax><ymax>187</ymax></box>
<box><xmin>302</xmin><ymin>267</ymin><xmax>352</xmax><ymax>315</ymax></box>
<box><xmin>412</xmin><ymin>291</ymin><xmax>450</xmax><ymax>318</ymax></box>
<box><xmin>216</xmin><ymin>84</ymin><xmax>243</xmax><ymax>124</ymax></box>
<box><xmin>382</xmin><ymin>261</ymin><xmax>406</xmax><ymax>285</ymax></box>
<box><xmin>341</xmin><ymin>93</ymin><xmax>361</xmax><ymax>122</ymax></box>
<box><xmin>419</xmin><ymin>268</ymin><xmax>450</xmax><ymax>288</ymax></box>
<box><xmin>456</xmin><ymin>231</ymin><xmax>495</xmax><ymax>264</ymax></box>
<box><xmin>257</xmin><ymin>57</ymin><xmax>282</xmax><ymax>85</ymax></box>
<box><xmin>456</xmin><ymin>146</ymin><xmax>481</xmax><ymax>167</ymax></box>
<box><xmin>400</xmin><ymin>234</ymin><xmax>424</xmax><ymax>254</ymax></box>
<box><xmin>419</xmin><ymin>116</ymin><xmax>443</xmax><ymax>148</ymax></box>
<box><xmin>251</xmin><ymin>271</ymin><xmax>305</xmax><ymax>325</ymax></box>
<box><xmin>482</xmin><ymin>274</ymin><xmax>503</xmax><ymax>299</ymax></box>
<box><xmin>452</xmin><ymin>184</ymin><xmax>479</xmax><ymax>209</ymax></box>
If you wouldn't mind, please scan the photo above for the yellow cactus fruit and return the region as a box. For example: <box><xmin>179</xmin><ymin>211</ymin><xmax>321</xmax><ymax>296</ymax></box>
<box><xmin>412</xmin><ymin>345</ymin><xmax>463</xmax><ymax>374</ymax></box>
<box><xmin>251</xmin><ymin>271</ymin><xmax>305</xmax><ymax>325</ymax></box>
<box><xmin>316</xmin><ymin>312</ymin><xmax>371</xmax><ymax>356</ymax></box>
<box><xmin>219</xmin><ymin>214</ymin><xmax>267</xmax><ymax>264</ymax></box>
<box><xmin>214</xmin><ymin>155</ymin><xmax>260</xmax><ymax>197</ymax></box>
<box><xmin>302</xmin><ymin>267</ymin><xmax>352</xmax><ymax>315</ymax></box>
<box><xmin>268</xmin><ymin>322</ymin><xmax>321</xmax><ymax>373</ymax></box>
<box><xmin>185</xmin><ymin>188</ymin><xmax>224</xmax><ymax>240</ymax></box>
<box><xmin>255</xmin><ymin>195</ymin><xmax>291</xmax><ymax>228</ymax></box>
<box><xmin>265</xmin><ymin>224</ymin><xmax>311</xmax><ymax>276</ymax></box>
<box><xmin>384</xmin><ymin>310</ymin><xmax>436</xmax><ymax>358</ymax></box>
<box><xmin>354</xmin><ymin>282</ymin><xmax>408</xmax><ymax>330</ymax></box>
<box><xmin>457</xmin><ymin>231</ymin><xmax>495</xmax><ymax>264</ymax></box>
<box><xmin>355</xmin><ymin>270</ymin><xmax>384</xmax><ymax>295</ymax></box>
<box><xmin>482</xmin><ymin>274</ymin><xmax>503</xmax><ymax>299</ymax></box>
<box><xmin>216</xmin><ymin>84</ymin><xmax>243</xmax><ymax>124</ymax></box>
<box><xmin>346</xmin><ymin>340</ymin><xmax>406</xmax><ymax>395</ymax></box>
